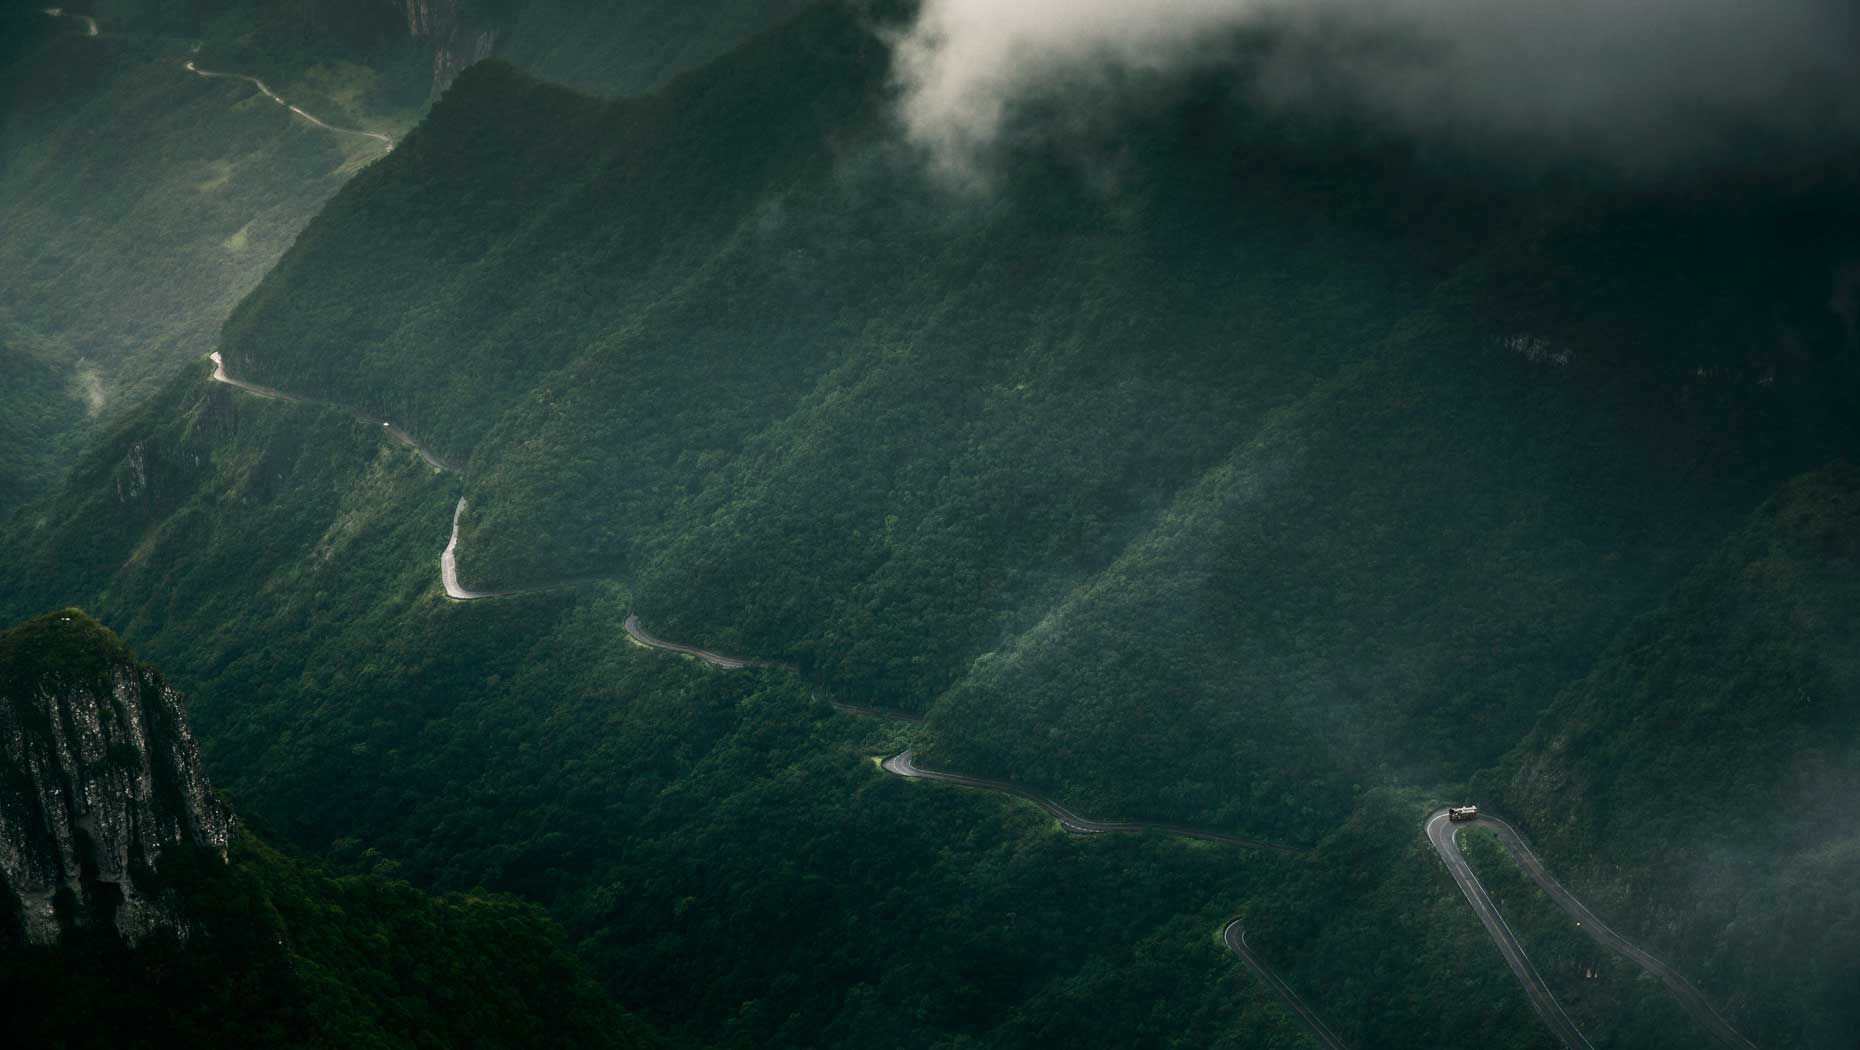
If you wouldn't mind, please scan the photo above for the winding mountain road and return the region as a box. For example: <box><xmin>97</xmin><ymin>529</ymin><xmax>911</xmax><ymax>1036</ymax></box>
<box><xmin>882</xmin><ymin>749</ymin><xmax>1300</xmax><ymax>852</ymax></box>
<box><xmin>1430</xmin><ymin>811</ymin><xmax>1756</xmax><ymax>1050</ymax></box>
<box><xmin>208</xmin><ymin>353</ymin><xmax>451</xmax><ymax>471</ymax></box>
<box><xmin>38</xmin><ymin>8</ymin><xmax>392</xmax><ymax>150</ymax></box>
<box><xmin>442</xmin><ymin>499</ymin><xmax>507</xmax><ymax>600</ymax></box>
<box><xmin>183</xmin><ymin>59</ymin><xmax>394</xmax><ymax>151</ymax></box>
<box><xmin>202</xmin><ymin>346</ymin><xmax>1758</xmax><ymax>1050</ymax></box>
<box><xmin>41</xmin><ymin>8</ymin><xmax>97</xmax><ymax>36</ymax></box>
<box><xmin>627</xmin><ymin>620</ymin><xmax>1757</xmax><ymax>1050</ymax></box>
<box><xmin>1225</xmin><ymin>921</ymin><xmax>1349</xmax><ymax>1050</ymax></box>
<box><xmin>622</xmin><ymin>613</ymin><xmax>769</xmax><ymax>669</ymax></box>
<box><xmin>1429</xmin><ymin>811</ymin><xmax>1592</xmax><ymax>1049</ymax></box>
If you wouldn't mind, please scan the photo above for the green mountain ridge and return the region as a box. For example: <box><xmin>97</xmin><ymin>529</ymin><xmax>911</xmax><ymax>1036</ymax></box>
<box><xmin>0</xmin><ymin>0</ymin><xmax>817</xmax><ymax>516</ymax></box>
<box><xmin>0</xmin><ymin>5</ymin><xmax>376</xmax><ymax>514</ymax></box>
<box><xmin>1</xmin><ymin>340</ymin><xmax>1564</xmax><ymax>1050</ymax></box>
<box><xmin>5</xmin><ymin>0</ymin><xmax>1859</xmax><ymax>1046</ymax></box>
<box><xmin>213</xmin><ymin>0</ymin><xmax>1856</xmax><ymax>840</ymax></box>
<box><xmin>0</xmin><ymin>608</ymin><xmax>656</xmax><ymax>1050</ymax></box>
<box><xmin>1481</xmin><ymin>463</ymin><xmax>1860</xmax><ymax>1047</ymax></box>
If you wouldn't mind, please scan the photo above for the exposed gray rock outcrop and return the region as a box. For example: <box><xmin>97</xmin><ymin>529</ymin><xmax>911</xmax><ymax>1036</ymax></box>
<box><xmin>0</xmin><ymin>610</ymin><xmax>232</xmax><ymax>945</ymax></box>
<box><xmin>404</xmin><ymin>0</ymin><xmax>498</xmax><ymax>97</ymax></box>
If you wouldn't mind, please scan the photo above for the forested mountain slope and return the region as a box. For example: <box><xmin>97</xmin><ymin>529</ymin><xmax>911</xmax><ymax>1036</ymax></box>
<box><xmin>1481</xmin><ymin>464</ymin><xmax>1860</xmax><ymax>1048</ymax></box>
<box><xmin>0</xmin><ymin>610</ymin><xmax>656</xmax><ymax>1050</ymax></box>
<box><xmin>0</xmin><ymin>370</ymin><xmax>1571</xmax><ymax>1050</ymax></box>
<box><xmin>216</xmin><ymin>1</ymin><xmax>1858</xmax><ymax>841</ymax></box>
<box><xmin>0</xmin><ymin>0</ymin><xmax>812</xmax><ymax>516</ymax></box>
<box><xmin>94</xmin><ymin>0</ymin><xmax>816</xmax><ymax>117</ymax></box>
<box><xmin>0</xmin><ymin>6</ymin><xmax>365</xmax><ymax>511</ymax></box>
<box><xmin>6</xmin><ymin>1</ymin><xmax>1860</xmax><ymax>1046</ymax></box>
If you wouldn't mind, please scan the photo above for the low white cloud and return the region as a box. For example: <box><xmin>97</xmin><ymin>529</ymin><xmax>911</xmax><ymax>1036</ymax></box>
<box><xmin>891</xmin><ymin>0</ymin><xmax>1860</xmax><ymax>178</ymax></box>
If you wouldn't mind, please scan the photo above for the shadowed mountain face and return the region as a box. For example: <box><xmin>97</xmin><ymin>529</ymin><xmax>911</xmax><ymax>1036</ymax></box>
<box><xmin>0</xmin><ymin>0</ymin><xmax>814</xmax><ymax>517</ymax></box>
<box><xmin>6</xmin><ymin>2</ymin><xmax>1860</xmax><ymax>1047</ymax></box>
<box><xmin>1481</xmin><ymin>463</ymin><xmax>1860</xmax><ymax>1048</ymax></box>
<box><xmin>0</xmin><ymin>609</ymin><xmax>231</xmax><ymax>944</ymax></box>
<box><xmin>213</xmin><ymin>1</ymin><xmax>1860</xmax><ymax>835</ymax></box>
<box><xmin>0</xmin><ymin>606</ymin><xmax>659</xmax><ymax>1049</ymax></box>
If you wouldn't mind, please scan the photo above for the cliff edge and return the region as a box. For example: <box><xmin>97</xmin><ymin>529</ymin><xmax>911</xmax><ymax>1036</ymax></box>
<box><xmin>0</xmin><ymin>610</ymin><xmax>232</xmax><ymax>945</ymax></box>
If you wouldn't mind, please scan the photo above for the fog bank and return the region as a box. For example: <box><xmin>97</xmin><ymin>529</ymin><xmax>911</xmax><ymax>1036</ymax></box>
<box><xmin>891</xmin><ymin>0</ymin><xmax>1860</xmax><ymax>177</ymax></box>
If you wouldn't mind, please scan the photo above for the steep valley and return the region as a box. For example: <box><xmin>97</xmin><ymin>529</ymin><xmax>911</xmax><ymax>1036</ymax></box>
<box><xmin>4</xmin><ymin>1</ymin><xmax>1859</xmax><ymax>1047</ymax></box>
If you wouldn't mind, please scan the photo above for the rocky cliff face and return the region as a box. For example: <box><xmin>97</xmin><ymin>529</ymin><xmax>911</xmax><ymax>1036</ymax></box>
<box><xmin>404</xmin><ymin>0</ymin><xmax>498</xmax><ymax>97</ymax></box>
<box><xmin>0</xmin><ymin>610</ymin><xmax>232</xmax><ymax>945</ymax></box>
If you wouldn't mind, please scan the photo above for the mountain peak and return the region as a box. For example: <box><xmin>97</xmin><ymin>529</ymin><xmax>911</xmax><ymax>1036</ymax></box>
<box><xmin>0</xmin><ymin>610</ymin><xmax>232</xmax><ymax>946</ymax></box>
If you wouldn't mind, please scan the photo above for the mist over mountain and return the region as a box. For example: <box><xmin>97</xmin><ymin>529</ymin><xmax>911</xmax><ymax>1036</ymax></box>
<box><xmin>895</xmin><ymin>0</ymin><xmax>1860</xmax><ymax>178</ymax></box>
<box><xmin>0</xmin><ymin>609</ymin><xmax>655</xmax><ymax>1049</ymax></box>
<box><xmin>4</xmin><ymin>1</ymin><xmax>1858</xmax><ymax>1047</ymax></box>
<box><xmin>0</xmin><ymin>0</ymin><xmax>813</xmax><ymax>517</ymax></box>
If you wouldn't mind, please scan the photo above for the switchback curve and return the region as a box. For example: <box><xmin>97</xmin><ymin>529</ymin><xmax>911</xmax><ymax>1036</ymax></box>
<box><xmin>442</xmin><ymin>499</ymin><xmax>536</xmax><ymax>600</ymax></box>
<box><xmin>1428</xmin><ymin>810</ymin><xmax>1756</xmax><ymax>1050</ymax></box>
<box><xmin>1429</xmin><ymin>811</ymin><xmax>1591</xmax><ymax>1049</ymax></box>
<box><xmin>41</xmin><ymin>8</ymin><xmax>98</xmax><ymax>36</ymax></box>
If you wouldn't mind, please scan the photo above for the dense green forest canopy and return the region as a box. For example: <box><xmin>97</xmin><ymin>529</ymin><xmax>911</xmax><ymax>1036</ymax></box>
<box><xmin>0</xmin><ymin>608</ymin><xmax>655</xmax><ymax>1050</ymax></box>
<box><xmin>0</xmin><ymin>0</ymin><xmax>812</xmax><ymax>517</ymax></box>
<box><xmin>3</xmin><ymin>1</ymin><xmax>1857</xmax><ymax>1047</ymax></box>
<box><xmin>214</xmin><ymin>0</ymin><xmax>1860</xmax><ymax>836</ymax></box>
<box><xmin>0</xmin><ymin>816</ymin><xmax>658</xmax><ymax>1050</ymax></box>
<box><xmin>0</xmin><ymin>2</ymin><xmax>371</xmax><ymax>514</ymax></box>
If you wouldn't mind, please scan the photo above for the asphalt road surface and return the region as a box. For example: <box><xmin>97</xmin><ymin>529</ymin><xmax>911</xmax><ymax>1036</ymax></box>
<box><xmin>442</xmin><ymin>499</ymin><xmax>504</xmax><ymax>600</ymax></box>
<box><xmin>209</xmin><ymin>352</ymin><xmax>453</xmax><ymax>472</ymax></box>
<box><xmin>1429</xmin><ymin>810</ymin><xmax>1593</xmax><ymax>1049</ymax></box>
<box><xmin>1224</xmin><ymin>920</ymin><xmax>1349</xmax><ymax>1050</ymax></box>
<box><xmin>1433</xmin><ymin>811</ymin><xmax>1757</xmax><ymax>1050</ymax></box>
<box><xmin>621</xmin><ymin>613</ymin><xmax>772</xmax><ymax>669</ymax></box>
<box><xmin>880</xmin><ymin>750</ymin><xmax>1300</xmax><ymax>853</ymax></box>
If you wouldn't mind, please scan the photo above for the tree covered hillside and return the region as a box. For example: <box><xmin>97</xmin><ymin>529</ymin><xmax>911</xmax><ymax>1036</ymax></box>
<box><xmin>1481</xmin><ymin>464</ymin><xmax>1860</xmax><ymax>1049</ymax></box>
<box><xmin>0</xmin><ymin>0</ymin><xmax>815</xmax><ymax>516</ymax></box>
<box><xmin>0</xmin><ymin>609</ymin><xmax>658</xmax><ymax>1050</ymax></box>
<box><xmin>5</xmin><ymin>1</ymin><xmax>1859</xmax><ymax>1046</ymax></box>
<box><xmin>0</xmin><ymin>367</ymin><xmax>1596</xmax><ymax>1050</ymax></box>
<box><xmin>89</xmin><ymin>0</ymin><xmax>816</xmax><ymax>118</ymax></box>
<box><xmin>0</xmin><ymin>6</ymin><xmax>369</xmax><ymax>512</ymax></box>
<box><xmin>216</xmin><ymin>0</ymin><xmax>1859</xmax><ymax>841</ymax></box>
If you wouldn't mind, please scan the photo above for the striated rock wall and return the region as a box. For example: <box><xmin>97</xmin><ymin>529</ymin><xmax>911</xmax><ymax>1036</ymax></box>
<box><xmin>404</xmin><ymin>0</ymin><xmax>498</xmax><ymax>97</ymax></box>
<box><xmin>0</xmin><ymin>611</ymin><xmax>232</xmax><ymax>945</ymax></box>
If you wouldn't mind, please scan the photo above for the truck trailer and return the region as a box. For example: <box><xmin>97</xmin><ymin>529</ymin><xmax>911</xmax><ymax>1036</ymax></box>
<box><xmin>1448</xmin><ymin>806</ymin><xmax>1479</xmax><ymax>822</ymax></box>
